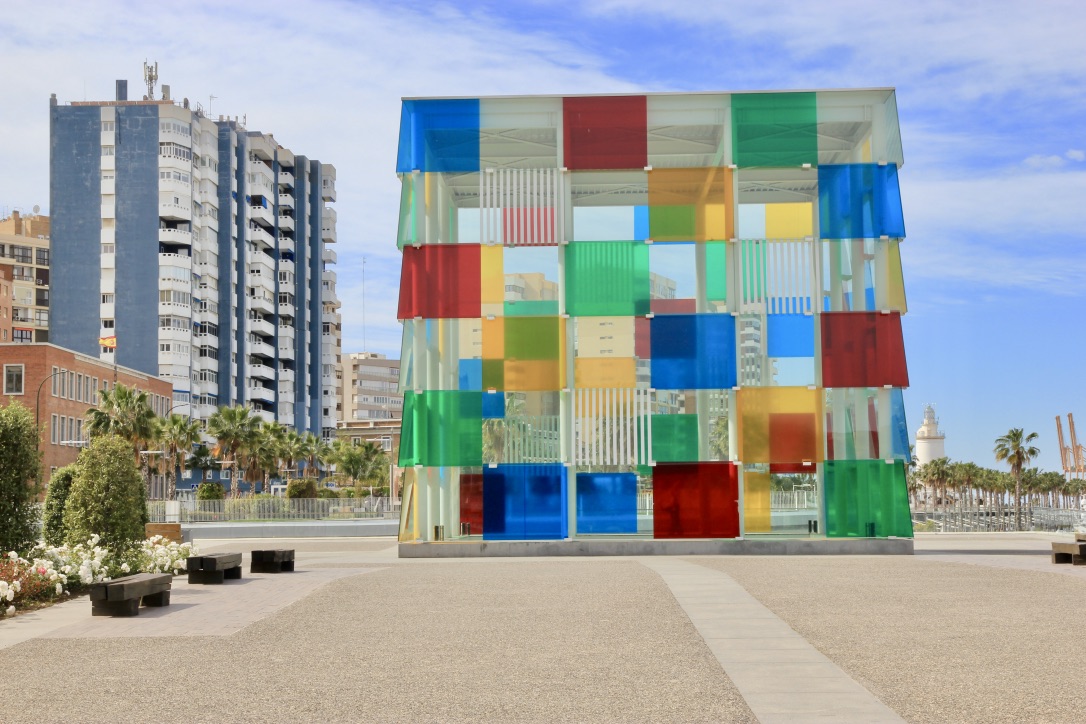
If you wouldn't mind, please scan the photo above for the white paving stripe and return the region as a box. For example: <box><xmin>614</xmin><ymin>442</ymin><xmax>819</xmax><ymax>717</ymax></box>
<box><xmin>641</xmin><ymin>558</ymin><xmax>905</xmax><ymax>724</ymax></box>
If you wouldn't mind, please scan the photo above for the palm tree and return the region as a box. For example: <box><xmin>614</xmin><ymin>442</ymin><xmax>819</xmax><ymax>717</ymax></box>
<box><xmin>206</xmin><ymin>406</ymin><xmax>261</xmax><ymax>496</ymax></box>
<box><xmin>994</xmin><ymin>428</ymin><xmax>1040</xmax><ymax>531</ymax></box>
<box><xmin>189</xmin><ymin>444</ymin><xmax>218</xmax><ymax>485</ymax></box>
<box><xmin>330</xmin><ymin>439</ymin><xmax>389</xmax><ymax>495</ymax></box>
<box><xmin>155</xmin><ymin>413</ymin><xmax>202</xmax><ymax>500</ymax></box>
<box><xmin>246</xmin><ymin>421</ymin><xmax>286</xmax><ymax>494</ymax></box>
<box><xmin>86</xmin><ymin>383</ymin><xmax>157</xmax><ymax>458</ymax></box>
<box><xmin>279</xmin><ymin>430</ymin><xmax>307</xmax><ymax>481</ymax></box>
<box><xmin>300</xmin><ymin>432</ymin><xmax>331</xmax><ymax>480</ymax></box>
<box><xmin>918</xmin><ymin>457</ymin><xmax>952</xmax><ymax>523</ymax></box>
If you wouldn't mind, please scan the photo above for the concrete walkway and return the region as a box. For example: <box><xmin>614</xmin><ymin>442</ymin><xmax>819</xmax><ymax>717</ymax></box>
<box><xmin>642</xmin><ymin>558</ymin><xmax>905</xmax><ymax>724</ymax></box>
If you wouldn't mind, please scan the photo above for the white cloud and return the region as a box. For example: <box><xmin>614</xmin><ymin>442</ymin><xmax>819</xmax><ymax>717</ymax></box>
<box><xmin>1023</xmin><ymin>154</ymin><xmax>1067</xmax><ymax>170</ymax></box>
<box><xmin>1066</xmin><ymin>149</ymin><xmax>1086</xmax><ymax>162</ymax></box>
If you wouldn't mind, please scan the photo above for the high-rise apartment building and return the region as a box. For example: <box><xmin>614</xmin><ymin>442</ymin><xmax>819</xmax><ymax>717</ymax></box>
<box><xmin>49</xmin><ymin>78</ymin><xmax>339</xmax><ymax>434</ymax></box>
<box><xmin>0</xmin><ymin>211</ymin><xmax>51</xmax><ymax>344</ymax></box>
<box><xmin>341</xmin><ymin>352</ymin><xmax>402</xmax><ymax>422</ymax></box>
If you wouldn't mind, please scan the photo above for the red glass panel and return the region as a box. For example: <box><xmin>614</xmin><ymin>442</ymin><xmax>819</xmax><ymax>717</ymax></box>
<box><xmin>460</xmin><ymin>473</ymin><xmax>483</xmax><ymax>535</ymax></box>
<box><xmin>563</xmin><ymin>96</ymin><xmax>647</xmax><ymax>171</ymax></box>
<box><xmin>653</xmin><ymin>462</ymin><xmax>739</xmax><ymax>539</ymax></box>
<box><xmin>634</xmin><ymin>316</ymin><xmax>651</xmax><ymax>358</ymax></box>
<box><xmin>820</xmin><ymin>312</ymin><xmax>908</xmax><ymax>388</ymax></box>
<box><xmin>768</xmin><ymin>413</ymin><xmax>819</xmax><ymax>463</ymax></box>
<box><xmin>397</xmin><ymin>244</ymin><xmax>481</xmax><ymax>319</ymax></box>
<box><xmin>650</xmin><ymin>298</ymin><xmax>696</xmax><ymax>315</ymax></box>
<box><xmin>502</xmin><ymin>207</ymin><xmax>557</xmax><ymax>246</ymax></box>
<box><xmin>770</xmin><ymin>462</ymin><xmax>816</xmax><ymax>474</ymax></box>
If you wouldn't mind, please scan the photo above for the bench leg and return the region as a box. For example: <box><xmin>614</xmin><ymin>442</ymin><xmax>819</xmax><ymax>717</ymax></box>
<box><xmin>224</xmin><ymin>566</ymin><xmax>242</xmax><ymax>580</ymax></box>
<box><xmin>142</xmin><ymin>590</ymin><xmax>171</xmax><ymax>607</ymax></box>
<box><xmin>281</xmin><ymin>560</ymin><xmax>295</xmax><ymax>572</ymax></box>
<box><xmin>92</xmin><ymin>598</ymin><xmax>141</xmax><ymax>617</ymax></box>
<box><xmin>189</xmin><ymin>570</ymin><xmax>226</xmax><ymax>584</ymax></box>
<box><xmin>1053</xmin><ymin>552</ymin><xmax>1073</xmax><ymax>564</ymax></box>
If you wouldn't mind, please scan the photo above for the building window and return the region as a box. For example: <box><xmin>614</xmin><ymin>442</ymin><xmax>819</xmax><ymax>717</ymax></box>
<box><xmin>3</xmin><ymin>365</ymin><xmax>24</xmax><ymax>395</ymax></box>
<box><xmin>103</xmin><ymin>319</ymin><xmax>115</xmax><ymax>329</ymax></box>
<box><xmin>102</xmin><ymin>244</ymin><xmax>115</xmax><ymax>254</ymax></box>
<box><xmin>52</xmin><ymin>366</ymin><xmax>59</xmax><ymax>396</ymax></box>
<box><xmin>101</xmin><ymin>146</ymin><xmax>115</xmax><ymax>156</ymax></box>
<box><xmin>51</xmin><ymin>415</ymin><xmax>58</xmax><ymax>445</ymax></box>
<box><xmin>76</xmin><ymin>373</ymin><xmax>84</xmax><ymax>403</ymax></box>
<box><xmin>92</xmin><ymin>377</ymin><xmax>98</xmax><ymax>404</ymax></box>
<box><xmin>36</xmin><ymin>248</ymin><xmax>49</xmax><ymax>266</ymax></box>
<box><xmin>102</xmin><ymin>293</ymin><xmax>115</xmax><ymax>304</ymax></box>
<box><xmin>102</xmin><ymin>121</ymin><xmax>115</xmax><ymax>132</ymax></box>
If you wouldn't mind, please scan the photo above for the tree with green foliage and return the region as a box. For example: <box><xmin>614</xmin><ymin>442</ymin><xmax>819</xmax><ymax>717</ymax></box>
<box><xmin>329</xmin><ymin>438</ymin><xmax>389</xmax><ymax>496</ymax></box>
<box><xmin>994</xmin><ymin>428</ymin><xmax>1040</xmax><ymax>531</ymax></box>
<box><xmin>64</xmin><ymin>435</ymin><xmax>147</xmax><ymax>551</ymax></box>
<box><xmin>196</xmin><ymin>481</ymin><xmax>225</xmax><ymax>501</ymax></box>
<box><xmin>207</xmin><ymin>405</ymin><xmax>261</xmax><ymax>496</ymax></box>
<box><xmin>0</xmin><ymin>400</ymin><xmax>42</xmax><ymax>555</ymax></box>
<box><xmin>286</xmin><ymin>478</ymin><xmax>319</xmax><ymax>499</ymax></box>
<box><xmin>85</xmin><ymin>383</ymin><xmax>157</xmax><ymax>456</ymax></box>
<box><xmin>154</xmin><ymin>413</ymin><xmax>202</xmax><ymax>500</ymax></box>
<box><xmin>42</xmin><ymin>464</ymin><xmax>78</xmax><ymax>546</ymax></box>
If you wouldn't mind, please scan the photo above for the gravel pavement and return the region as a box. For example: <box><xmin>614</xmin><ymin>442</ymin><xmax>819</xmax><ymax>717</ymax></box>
<box><xmin>693</xmin><ymin>555</ymin><xmax>1086</xmax><ymax>724</ymax></box>
<box><xmin>0</xmin><ymin>555</ymin><xmax>754</xmax><ymax>723</ymax></box>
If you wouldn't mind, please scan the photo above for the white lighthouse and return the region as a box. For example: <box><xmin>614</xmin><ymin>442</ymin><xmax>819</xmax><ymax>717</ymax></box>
<box><xmin>915</xmin><ymin>404</ymin><xmax>946</xmax><ymax>465</ymax></box>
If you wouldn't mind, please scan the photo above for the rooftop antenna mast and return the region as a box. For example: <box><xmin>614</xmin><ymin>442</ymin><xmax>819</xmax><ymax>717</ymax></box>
<box><xmin>143</xmin><ymin>60</ymin><xmax>159</xmax><ymax>100</ymax></box>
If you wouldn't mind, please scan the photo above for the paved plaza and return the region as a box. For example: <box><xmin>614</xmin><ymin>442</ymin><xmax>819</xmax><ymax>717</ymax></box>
<box><xmin>1</xmin><ymin>533</ymin><xmax>1084</xmax><ymax>723</ymax></box>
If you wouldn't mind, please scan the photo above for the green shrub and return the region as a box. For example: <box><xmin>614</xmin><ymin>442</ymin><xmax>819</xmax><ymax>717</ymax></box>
<box><xmin>196</xmin><ymin>481</ymin><xmax>225</xmax><ymax>501</ymax></box>
<box><xmin>0</xmin><ymin>401</ymin><xmax>42</xmax><ymax>555</ymax></box>
<box><xmin>286</xmin><ymin>478</ymin><xmax>319</xmax><ymax>499</ymax></box>
<box><xmin>42</xmin><ymin>464</ymin><xmax>78</xmax><ymax>546</ymax></box>
<box><xmin>340</xmin><ymin>488</ymin><xmax>356</xmax><ymax>498</ymax></box>
<box><xmin>64</xmin><ymin>435</ymin><xmax>147</xmax><ymax>552</ymax></box>
<box><xmin>225</xmin><ymin>494</ymin><xmax>287</xmax><ymax>519</ymax></box>
<box><xmin>317</xmin><ymin>487</ymin><xmax>339</xmax><ymax>500</ymax></box>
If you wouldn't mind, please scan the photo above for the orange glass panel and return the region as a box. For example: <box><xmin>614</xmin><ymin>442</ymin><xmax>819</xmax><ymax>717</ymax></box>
<box><xmin>504</xmin><ymin>359</ymin><xmax>564</xmax><ymax>391</ymax></box>
<box><xmin>480</xmin><ymin>245</ymin><xmax>504</xmax><ymax>305</ymax></box>
<box><xmin>482</xmin><ymin>317</ymin><xmax>504</xmax><ymax>359</ymax></box>
<box><xmin>765</xmin><ymin>202</ymin><xmax>813</xmax><ymax>239</ymax></box>
<box><xmin>737</xmin><ymin>387</ymin><xmax>824</xmax><ymax>463</ymax></box>
<box><xmin>575</xmin><ymin>357</ymin><xmax>636</xmax><ymax>388</ymax></box>
<box><xmin>744</xmin><ymin>470</ymin><xmax>772</xmax><ymax>533</ymax></box>
<box><xmin>647</xmin><ymin>167</ymin><xmax>734</xmax><ymax>241</ymax></box>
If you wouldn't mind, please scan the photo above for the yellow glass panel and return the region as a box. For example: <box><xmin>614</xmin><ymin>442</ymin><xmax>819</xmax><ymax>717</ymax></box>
<box><xmin>703</xmin><ymin>204</ymin><xmax>730</xmax><ymax>242</ymax></box>
<box><xmin>887</xmin><ymin>240</ymin><xmax>907</xmax><ymax>313</ymax></box>
<box><xmin>397</xmin><ymin>470</ymin><xmax>419</xmax><ymax>542</ymax></box>
<box><xmin>576</xmin><ymin>316</ymin><xmax>635</xmax><ymax>358</ymax></box>
<box><xmin>744</xmin><ymin>470</ymin><xmax>772</xmax><ymax>533</ymax></box>
<box><xmin>736</xmin><ymin>387</ymin><xmax>824</xmax><ymax>463</ymax></box>
<box><xmin>648</xmin><ymin>167</ymin><xmax>734</xmax><ymax>241</ymax></box>
<box><xmin>504</xmin><ymin>360</ymin><xmax>564</xmax><ymax>391</ymax></box>
<box><xmin>575</xmin><ymin>357</ymin><xmax>636</xmax><ymax>388</ymax></box>
<box><xmin>765</xmin><ymin>202</ymin><xmax>813</xmax><ymax>239</ymax></box>
<box><xmin>480</xmin><ymin>245</ymin><xmax>504</xmax><ymax>304</ymax></box>
<box><xmin>482</xmin><ymin>317</ymin><xmax>504</xmax><ymax>359</ymax></box>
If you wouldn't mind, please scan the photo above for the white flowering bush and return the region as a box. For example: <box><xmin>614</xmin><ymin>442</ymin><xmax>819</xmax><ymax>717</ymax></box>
<box><xmin>0</xmin><ymin>535</ymin><xmax>199</xmax><ymax>619</ymax></box>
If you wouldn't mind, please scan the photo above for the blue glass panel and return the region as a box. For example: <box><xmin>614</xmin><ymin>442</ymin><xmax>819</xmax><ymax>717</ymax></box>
<box><xmin>818</xmin><ymin>164</ymin><xmax>905</xmax><ymax>240</ymax></box>
<box><xmin>890</xmin><ymin>389</ymin><xmax>910</xmax><ymax>462</ymax></box>
<box><xmin>459</xmin><ymin>359</ymin><xmax>482</xmax><ymax>391</ymax></box>
<box><xmin>396</xmin><ymin>99</ymin><xmax>480</xmax><ymax>173</ymax></box>
<box><xmin>483</xmin><ymin>464</ymin><xmax>567</xmax><ymax>540</ymax></box>
<box><xmin>650</xmin><ymin>314</ymin><xmax>737</xmax><ymax>389</ymax></box>
<box><xmin>482</xmin><ymin>391</ymin><xmax>505</xmax><ymax>418</ymax></box>
<box><xmin>577</xmin><ymin>472</ymin><xmax>637</xmax><ymax>534</ymax></box>
<box><xmin>634</xmin><ymin>205</ymin><xmax>649</xmax><ymax>241</ymax></box>
<box><xmin>766</xmin><ymin>314</ymin><xmax>814</xmax><ymax>358</ymax></box>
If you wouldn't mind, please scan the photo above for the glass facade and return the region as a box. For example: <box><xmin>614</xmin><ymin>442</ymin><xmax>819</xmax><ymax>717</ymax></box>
<box><xmin>395</xmin><ymin>89</ymin><xmax>912</xmax><ymax>542</ymax></box>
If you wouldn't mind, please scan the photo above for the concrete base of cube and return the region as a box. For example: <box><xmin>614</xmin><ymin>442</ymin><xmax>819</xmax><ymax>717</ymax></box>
<box><xmin>398</xmin><ymin>537</ymin><xmax>913</xmax><ymax>558</ymax></box>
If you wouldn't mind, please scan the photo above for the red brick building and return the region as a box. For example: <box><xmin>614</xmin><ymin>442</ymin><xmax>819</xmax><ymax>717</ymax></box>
<box><xmin>0</xmin><ymin>343</ymin><xmax>172</xmax><ymax>488</ymax></box>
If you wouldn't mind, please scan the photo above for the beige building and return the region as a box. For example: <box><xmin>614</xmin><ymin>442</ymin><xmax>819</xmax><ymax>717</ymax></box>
<box><xmin>341</xmin><ymin>352</ymin><xmax>402</xmax><ymax>422</ymax></box>
<box><xmin>0</xmin><ymin>211</ymin><xmax>51</xmax><ymax>344</ymax></box>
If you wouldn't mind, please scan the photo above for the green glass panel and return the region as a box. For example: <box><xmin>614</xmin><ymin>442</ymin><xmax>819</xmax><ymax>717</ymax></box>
<box><xmin>504</xmin><ymin>300</ymin><xmax>560</xmax><ymax>317</ymax></box>
<box><xmin>566</xmin><ymin>241</ymin><xmax>650</xmax><ymax>317</ymax></box>
<box><xmin>652</xmin><ymin>414</ymin><xmax>700</xmax><ymax>462</ymax></box>
<box><xmin>396</xmin><ymin>175</ymin><xmax>416</xmax><ymax>250</ymax></box>
<box><xmin>482</xmin><ymin>360</ymin><xmax>504</xmax><ymax>390</ymax></box>
<box><xmin>649</xmin><ymin>205</ymin><xmax>696</xmax><ymax>241</ymax></box>
<box><xmin>399</xmin><ymin>391</ymin><xmax>483</xmax><ymax>467</ymax></box>
<box><xmin>505</xmin><ymin>317</ymin><xmax>561</xmax><ymax>360</ymax></box>
<box><xmin>824</xmin><ymin>460</ymin><xmax>912</xmax><ymax>538</ymax></box>
<box><xmin>705</xmin><ymin>241</ymin><xmax>727</xmax><ymax>302</ymax></box>
<box><xmin>732</xmin><ymin>93</ymin><xmax>818</xmax><ymax>168</ymax></box>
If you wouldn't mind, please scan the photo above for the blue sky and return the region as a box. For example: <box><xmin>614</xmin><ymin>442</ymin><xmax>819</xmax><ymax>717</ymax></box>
<box><xmin>2</xmin><ymin>0</ymin><xmax>1084</xmax><ymax>472</ymax></box>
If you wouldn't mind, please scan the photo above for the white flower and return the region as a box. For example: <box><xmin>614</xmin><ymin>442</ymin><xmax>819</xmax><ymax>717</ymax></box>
<box><xmin>120</xmin><ymin>563</ymin><xmax>130</xmax><ymax>573</ymax></box>
<box><xmin>12</xmin><ymin>581</ymin><xmax>20</xmax><ymax>593</ymax></box>
<box><xmin>7</xmin><ymin>551</ymin><xmax>17</xmax><ymax>560</ymax></box>
<box><xmin>5</xmin><ymin>605</ymin><xmax>13</xmax><ymax>616</ymax></box>
<box><xmin>55</xmin><ymin>583</ymin><xmax>63</xmax><ymax>595</ymax></box>
<box><xmin>4</xmin><ymin>588</ymin><xmax>12</xmax><ymax>602</ymax></box>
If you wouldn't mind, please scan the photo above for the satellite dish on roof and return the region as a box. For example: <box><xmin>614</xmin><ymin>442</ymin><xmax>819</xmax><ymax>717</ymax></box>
<box><xmin>32</xmin><ymin>205</ymin><xmax>40</xmax><ymax>214</ymax></box>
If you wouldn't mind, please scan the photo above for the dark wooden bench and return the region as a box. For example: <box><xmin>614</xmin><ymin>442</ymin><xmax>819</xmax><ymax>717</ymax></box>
<box><xmin>187</xmin><ymin>553</ymin><xmax>243</xmax><ymax>584</ymax></box>
<box><xmin>89</xmin><ymin>573</ymin><xmax>172</xmax><ymax>617</ymax></box>
<box><xmin>251</xmin><ymin>549</ymin><xmax>295</xmax><ymax>573</ymax></box>
<box><xmin>1052</xmin><ymin>533</ymin><xmax>1086</xmax><ymax>565</ymax></box>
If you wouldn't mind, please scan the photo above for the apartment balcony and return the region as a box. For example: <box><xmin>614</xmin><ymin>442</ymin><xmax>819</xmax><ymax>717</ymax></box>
<box><xmin>249</xmin><ymin>293</ymin><xmax>274</xmax><ymax>315</ymax></box>
<box><xmin>321</xmin><ymin>224</ymin><xmax>336</xmax><ymax>243</ymax></box>
<box><xmin>278</xmin><ymin>258</ymin><xmax>295</xmax><ymax>276</ymax></box>
<box><xmin>322</xmin><ymin>311</ymin><xmax>339</xmax><ymax>327</ymax></box>
<box><xmin>278</xmin><ymin>236</ymin><xmax>294</xmax><ymax>254</ymax></box>
<box><xmin>322</xmin><ymin>269</ymin><xmax>336</xmax><ymax>285</ymax></box>
<box><xmin>322</xmin><ymin>248</ymin><xmax>337</xmax><ymax>264</ymax></box>
<box><xmin>158</xmin><ymin>326</ymin><xmax>192</xmax><ymax>344</ymax></box>
<box><xmin>159</xmin><ymin>199</ymin><xmax>192</xmax><ymax>221</ymax></box>
<box><xmin>321</xmin><ymin>173</ymin><xmax>336</xmax><ymax>202</ymax></box>
<box><xmin>159</xmin><ymin>228</ymin><xmax>192</xmax><ymax>247</ymax></box>
<box><xmin>249</xmin><ymin>204</ymin><xmax>274</xmax><ymax>228</ymax></box>
<box><xmin>249</xmin><ymin>316</ymin><xmax>275</xmax><ymax>338</ymax></box>
<box><xmin>253</xmin><ymin>408</ymin><xmax>276</xmax><ymax>424</ymax></box>
<box><xmin>249</xmin><ymin>362</ymin><xmax>275</xmax><ymax>381</ymax></box>
<box><xmin>278</xmin><ymin>213</ymin><xmax>295</xmax><ymax>232</ymax></box>
<box><xmin>247</xmin><ymin>254</ymin><xmax>275</xmax><ymax>281</ymax></box>
<box><xmin>278</xmin><ymin>170</ymin><xmax>294</xmax><ymax>188</ymax></box>
<box><xmin>249</xmin><ymin>340</ymin><xmax>276</xmax><ymax>362</ymax></box>
<box><xmin>278</xmin><ymin>301</ymin><xmax>295</xmax><ymax>318</ymax></box>
<box><xmin>279</xmin><ymin>345</ymin><xmax>295</xmax><ymax>361</ymax></box>
<box><xmin>279</xmin><ymin>368</ymin><xmax>296</xmax><ymax>384</ymax></box>
<box><xmin>249</xmin><ymin>224</ymin><xmax>275</xmax><ymax>249</ymax></box>
<box><xmin>278</xmin><ymin>190</ymin><xmax>294</xmax><ymax>206</ymax></box>
<box><xmin>101</xmin><ymin>201</ymin><xmax>115</xmax><ymax>219</ymax></box>
<box><xmin>159</xmin><ymin>252</ymin><xmax>193</xmax><ymax>271</ymax></box>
